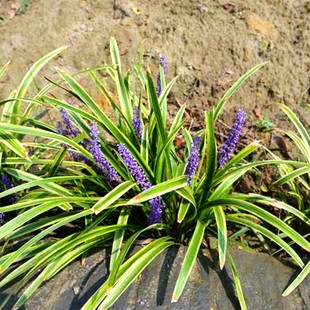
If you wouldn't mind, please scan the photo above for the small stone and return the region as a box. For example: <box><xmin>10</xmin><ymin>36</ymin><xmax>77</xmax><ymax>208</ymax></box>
<box><xmin>245</xmin><ymin>11</ymin><xmax>278</xmax><ymax>41</ymax></box>
<box><xmin>73</xmin><ymin>286</ymin><xmax>80</xmax><ymax>295</ymax></box>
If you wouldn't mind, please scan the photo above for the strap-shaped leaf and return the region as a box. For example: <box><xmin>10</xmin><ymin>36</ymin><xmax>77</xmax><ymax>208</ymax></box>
<box><xmin>282</xmin><ymin>260</ymin><xmax>310</xmax><ymax>296</ymax></box>
<box><xmin>110</xmin><ymin>37</ymin><xmax>132</xmax><ymax>123</ymax></box>
<box><xmin>127</xmin><ymin>175</ymin><xmax>187</xmax><ymax>203</ymax></box>
<box><xmin>213</xmin><ymin>206</ymin><xmax>227</xmax><ymax>269</ymax></box>
<box><xmin>92</xmin><ymin>181</ymin><xmax>135</xmax><ymax>214</ymax></box>
<box><xmin>3</xmin><ymin>46</ymin><xmax>68</xmax><ymax>124</ymax></box>
<box><xmin>227</xmin><ymin>251</ymin><xmax>247</xmax><ymax>310</ymax></box>
<box><xmin>172</xmin><ymin>220</ymin><xmax>205</xmax><ymax>302</ymax></box>
<box><xmin>0</xmin><ymin>130</ymin><xmax>29</xmax><ymax>159</ymax></box>
<box><xmin>280</xmin><ymin>103</ymin><xmax>310</xmax><ymax>151</ymax></box>
<box><xmin>82</xmin><ymin>237</ymin><xmax>175</xmax><ymax>309</ymax></box>
<box><xmin>227</xmin><ymin>215</ymin><xmax>304</xmax><ymax>268</ymax></box>
<box><xmin>214</xmin><ymin>63</ymin><xmax>266</xmax><ymax>120</ymax></box>
<box><xmin>198</xmin><ymin>111</ymin><xmax>217</xmax><ymax>205</ymax></box>
<box><xmin>207</xmin><ymin>198</ymin><xmax>310</xmax><ymax>253</ymax></box>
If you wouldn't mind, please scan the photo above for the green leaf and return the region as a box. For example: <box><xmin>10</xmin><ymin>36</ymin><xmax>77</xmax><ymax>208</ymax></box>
<box><xmin>127</xmin><ymin>176</ymin><xmax>188</xmax><ymax>203</ymax></box>
<box><xmin>244</xmin><ymin>193</ymin><xmax>310</xmax><ymax>225</ymax></box>
<box><xmin>199</xmin><ymin>111</ymin><xmax>217</xmax><ymax>205</ymax></box>
<box><xmin>214</xmin><ymin>141</ymin><xmax>261</xmax><ymax>182</ymax></box>
<box><xmin>0</xmin><ymin>61</ymin><xmax>10</xmax><ymax>81</ymax></box>
<box><xmin>282</xmin><ymin>260</ymin><xmax>310</xmax><ymax>296</ymax></box>
<box><xmin>109</xmin><ymin>208</ymin><xmax>131</xmax><ymax>272</ymax></box>
<box><xmin>172</xmin><ymin>220</ymin><xmax>205</xmax><ymax>302</ymax></box>
<box><xmin>176</xmin><ymin>186</ymin><xmax>196</xmax><ymax>207</ymax></box>
<box><xmin>228</xmin><ymin>214</ymin><xmax>304</xmax><ymax>268</ymax></box>
<box><xmin>0</xmin><ymin>122</ymin><xmax>89</xmax><ymax>157</ymax></box>
<box><xmin>2</xmin><ymin>168</ymin><xmax>81</xmax><ymax>198</ymax></box>
<box><xmin>207</xmin><ymin>198</ymin><xmax>310</xmax><ymax>254</ymax></box>
<box><xmin>177</xmin><ymin>201</ymin><xmax>191</xmax><ymax>223</ymax></box>
<box><xmin>0</xmin><ymin>208</ymin><xmax>91</xmax><ymax>274</ymax></box>
<box><xmin>0</xmin><ymin>225</ymin><xmax>127</xmax><ymax>290</ymax></box>
<box><xmin>227</xmin><ymin>252</ymin><xmax>247</xmax><ymax>310</ymax></box>
<box><xmin>3</xmin><ymin>46</ymin><xmax>68</xmax><ymax>124</ymax></box>
<box><xmin>214</xmin><ymin>63</ymin><xmax>266</xmax><ymax>120</ymax></box>
<box><xmin>0</xmin><ymin>130</ymin><xmax>29</xmax><ymax>159</ymax></box>
<box><xmin>92</xmin><ymin>181</ymin><xmax>135</xmax><ymax>214</ymax></box>
<box><xmin>101</xmin><ymin>239</ymin><xmax>175</xmax><ymax>309</ymax></box>
<box><xmin>280</xmin><ymin>103</ymin><xmax>310</xmax><ymax>154</ymax></box>
<box><xmin>176</xmin><ymin>187</ymin><xmax>197</xmax><ymax>223</ymax></box>
<box><xmin>54</xmin><ymin>70</ymin><xmax>152</xmax><ymax>179</ymax></box>
<box><xmin>110</xmin><ymin>37</ymin><xmax>132</xmax><ymax>123</ymax></box>
<box><xmin>82</xmin><ymin>237</ymin><xmax>175</xmax><ymax>310</ymax></box>
<box><xmin>213</xmin><ymin>206</ymin><xmax>227</xmax><ymax>269</ymax></box>
<box><xmin>146</xmin><ymin>71</ymin><xmax>167</xmax><ymax>144</ymax></box>
<box><xmin>108</xmin><ymin>224</ymin><xmax>166</xmax><ymax>288</ymax></box>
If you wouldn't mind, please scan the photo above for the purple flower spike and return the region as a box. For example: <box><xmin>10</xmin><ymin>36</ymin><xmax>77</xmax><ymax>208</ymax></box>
<box><xmin>59</xmin><ymin>108</ymin><xmax>79</xmax><ymax>138</ymax></box>
<box><xmin>148</xmin><ymin>196</ymin><xmax>164</xmax><ymax>225</ymax></box>
<box><xmin>156</xmin><ymin>74</ymin><xmax>162</xmax><ymax>98</ymax></box>
<box><xmin>217</xmin><ymin>109</ymin><xmax>246</xmax><ymax>168</ymax></box>
<box><xmin>117</xmin><ymin>143</ymin><xmax>165</xmax><ymax>224</ymax></box>
<box><xmin>0</xmin><ymin>212</ymin><xmax>5</xmax><ymax>224</ymax></box>
<box><xmin>156</xmin><ymin>55</ymin><xmax>168</xmax><ymax>97</ymax></box>
<box><xmin>185</xmin><ymin>136</ymin><xmax>201</xmax><ymax>185</ymax></box>
<box><xmin>117</xmin><ymin>143</ymin><xmax>151</xmax><ymax>191</ymax></box>
<box><xmin>1</xmin><ymin>174</ymin><xmax>18</xmax><ymax>204</ymax></box>
<box><xmin>89</xmin><ymin>122</ymin><xmax>120</xmax><ymax>182</ymax></box>
<box><xmin>160</xmin><ymin>55</ymin><xmax>168</xmax><ymax>75</ymax></box>
<box><xmin>133</xmin><ymin>106</ymin><xmax>142</xmax><ymax>140</ymax></box>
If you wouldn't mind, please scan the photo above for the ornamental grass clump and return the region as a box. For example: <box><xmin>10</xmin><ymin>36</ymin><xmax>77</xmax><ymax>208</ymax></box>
<box><xmin>265</xmin><ymin>103</ymin><xmax>310</xmax><ymax>296</ymax></box>
<box><xmin>0</xmin><ymin>38</ymin><xmax>309</xmax><ymax>310</ymax></box>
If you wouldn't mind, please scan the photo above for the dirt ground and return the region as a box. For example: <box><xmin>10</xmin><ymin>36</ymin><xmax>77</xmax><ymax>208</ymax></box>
<box><xmin>0</xmin><ymin>0</ymin><xmax>309</xmax><ymax>155</ymax></box>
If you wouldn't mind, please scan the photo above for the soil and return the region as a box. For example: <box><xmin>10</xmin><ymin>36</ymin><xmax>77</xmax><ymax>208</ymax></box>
<box><xmin>0</xmin><ymin>0</ymin><xmax>309</xmax><ymax>155</ymax></box>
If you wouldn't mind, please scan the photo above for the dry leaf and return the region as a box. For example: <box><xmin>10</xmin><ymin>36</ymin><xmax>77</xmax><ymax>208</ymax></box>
<box><xmin>253</xmin><ymin>105</ymin><xmax>262</xmax><ymax>119</ymax></box>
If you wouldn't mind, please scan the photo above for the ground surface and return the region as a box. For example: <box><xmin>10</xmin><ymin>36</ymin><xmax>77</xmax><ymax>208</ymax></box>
<box><xmin>0</xmin><ymin>0</ymin><xmax>309</xmax><ymax>153</ymax></box>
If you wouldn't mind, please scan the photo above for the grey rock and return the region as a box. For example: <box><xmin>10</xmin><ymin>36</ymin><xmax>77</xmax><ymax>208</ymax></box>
<box><xmin>1</xmin><ymin>247</ymin><xmax>309</xmax><ymax>310</ymax></box>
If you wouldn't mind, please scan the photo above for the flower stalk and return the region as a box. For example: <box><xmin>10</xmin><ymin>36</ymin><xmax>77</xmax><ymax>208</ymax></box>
<box><xmin>133</xmin><ymin>106</ymin><xmax>142</xmax><ymax>140</ymax></box>
<box><xmin>185</xmin><ymin>136</ymin><xmax>201</xmax><ymax>185</ymax></box>
<box><xmin>156</xmin><ymin>55</ymin><xmax>168</xmax><ymax>97</ymax></box>
<box><xmin>217</xmin><ymin>109</ymin><xmax>246</xmax><ymax>168</ymax></box>
<box><xmin>89</xmin><ymin>122</ymin><xmax>121</xmax><ymax>183</ymax></box>
<box><xmin>117</xmin><ymin>143</ymin><xmax>165</xmax><ymax>224</ymax></box>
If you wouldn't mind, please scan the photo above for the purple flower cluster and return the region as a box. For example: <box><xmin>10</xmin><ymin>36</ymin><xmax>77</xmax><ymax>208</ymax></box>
<box><xmin>58</xmin><ymin>107</ymin><xmax>80</xmax><ymax>139</ymax></box>
<box><xmin>133</xmin><ymin>106</ymin><xmax>142</xmax><ymax>140</ymax></box>
<box><xmin>156</xmin><ymin>55</ymin><xmax>168</xmax><ymax>97</ymax></box>
<box><xmin>117</xmin><ymin>143</ymin><xmax>151</xmax><ymax>190</ymax></box>
<box><xmin>217</xmin><ymin>109</ymin><xmax>246</xmax><ymax>168</ymax></box>
<box><xmin>185</xmin><ymin>136</ymin><xmax>201</xmax><ymax>185</ymax></box>
<box><xmin>160</xmin><ymin>55</ymin><xmax>168</xmax><ymax>75</ymax></box>
<box><xmin>56</xmin><ymin>104</ymin><xmax>120</xmax><ymax>183</ymax></box>
<box><xmin>117</xmin><ymin>143</ymin><xmax>165</xmax><ymax>224</ymax></box>
<box><xmin>0</xmin><ymin>173</ymin><xmax>18</xmax><ymax>223</ymax></box>
<box><xmin>0</xmin><ymin>212</ymin><xmax>4</xmax><ymax>224</ymax></box>
<box><xmin>89</xmin><ymin>122</ymin><xmax>121</xmax><ymax>183</ymax></box>
<box><xmin>1</xmin><ymin>173</ymin><xmax>18</xmax><ymax>204</ymax></box>
<box><xmin>57</xmin><ymin>104</ymin><xmax>93</xmax><ymax>163</ymax></box>
<box><xmin>147</xmin><ymin>196</ymin><xmax>164</xmax><ymax>224</ymax></box>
